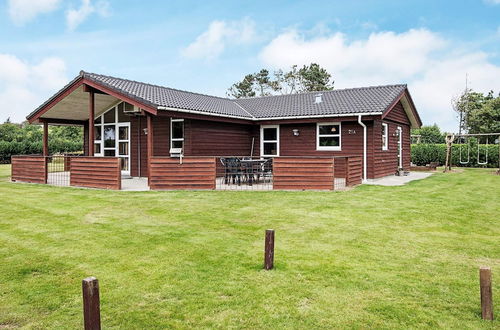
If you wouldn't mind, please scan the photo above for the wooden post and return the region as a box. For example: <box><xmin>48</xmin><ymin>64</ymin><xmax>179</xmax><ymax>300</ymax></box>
<box><xmin>82</xmin><ymin>277</ymin><xmax>101</xmax><ymax>330</ymax></box>
<box><xmin>480</xmin><ymin>267</ymin><xmax>494</xmax><ymax>320</ymax></box>
<box><xmin>264</xmin><ymin>229</ymin><xmax>275</xmax><ymax>270</ymax></box>
<box><xmin>42</xmin><ymin>120</ymin><xmax>49</xmax><ymax>156</ymax></box>
<box><xmin>147</xmin><ymin>113</ymin><xmax>154</xmax><ymax>185</ymax></box>
<box><xmin>88</xmin><ymin>89</ymin><xmax>95</xmax><ymax>157</ymax></box>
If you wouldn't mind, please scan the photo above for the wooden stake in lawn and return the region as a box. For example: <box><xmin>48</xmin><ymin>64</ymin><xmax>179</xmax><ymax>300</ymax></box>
<box><xmin>264</xmin><ymin>229</ymin><xmax>275</xmax><ymax>270</ymax></box>
<box><xmin>82</xmin><ymin>277</ymin><xmax>101</xmax><ymax>330</ymax></box>
<box><xmin>480</xmin><ymin>267</ymin><xmax>494</xmax><ymax>320</ymax></box>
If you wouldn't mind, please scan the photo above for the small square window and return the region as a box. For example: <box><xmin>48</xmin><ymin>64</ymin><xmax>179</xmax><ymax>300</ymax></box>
<box><xmin>317</xmin><ymin>123</ymin><xmax>341</xmax><ymax>151</ymax></box>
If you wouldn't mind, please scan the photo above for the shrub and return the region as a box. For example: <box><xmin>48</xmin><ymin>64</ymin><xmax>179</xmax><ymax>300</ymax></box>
<box><xmin>0</xmin><ymin>139</ymin><xmax>82</xmax><ymax>163</ymax></box>
<box><xmin>411</xmin><ymin>143</ymin><xmax>499</xmax><ymax>168</ymax></box>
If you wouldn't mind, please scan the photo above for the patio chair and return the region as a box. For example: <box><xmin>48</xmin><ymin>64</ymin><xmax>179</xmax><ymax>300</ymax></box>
<box><xmin>221</xmin><ymin>157</ymin><xmax>241</xmax><ymax>185</ymax></box>
<box><xmin>260</xmin><ymin>158</ymin><xmax>273</xmax><ymax>183</ymax></box>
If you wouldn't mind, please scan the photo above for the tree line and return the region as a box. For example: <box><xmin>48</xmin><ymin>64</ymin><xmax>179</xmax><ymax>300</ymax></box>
<box><xmin>0</xmin><ymin>119</ymin><xmax>83</xmax><ymax>163</ymax></box>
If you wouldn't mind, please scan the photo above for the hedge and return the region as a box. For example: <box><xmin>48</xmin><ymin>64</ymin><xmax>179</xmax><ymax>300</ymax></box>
<box><xmin>0</xmin><ymin>140</ymin><xmax>82</xmax><ymax>163</ymax></box>
<box><xmin>411</xmin><ymin>143</ymin><xmax>499</xmax><ymax>168</ymax></box>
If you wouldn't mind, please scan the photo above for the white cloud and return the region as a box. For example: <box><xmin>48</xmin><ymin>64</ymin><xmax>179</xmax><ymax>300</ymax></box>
<box><xmin>182</xmin><ymin>18</ymin><xmax>256</xmax><ymax>59</ymax></box>
<box><xmin>0</xmin><ymin>54</ymin><xmax>68</xmax><ymax>123</ymax></box>
<box><xmin>259</xmin><ymin>28</ymin><xmax>500</xmax><ymax>132</ymax></box>
<box><xmin>8</xmin><ymin>0</ymin><xmax>61</xmax><ymax>25</ymax></box>
<box><xmin>484</xmin><ymin>0</ymin><xmax>500</xmax><ymax>4</ymax></box>
<box><xmin>66</xmin><ymin>0</ymin><xmax>110</xmax><ymax>31</ymax></box>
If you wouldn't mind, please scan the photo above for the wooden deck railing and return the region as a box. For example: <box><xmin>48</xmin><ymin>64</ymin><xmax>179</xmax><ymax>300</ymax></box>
<box><xmin>149</xmin><ymin>157</ymin><xmax>216</xmax><ymax>190</ymax></box>
<box><xmin>273</xmin><ymin>157</ymin><xmax>335</xmax><ymax>190</ymax></box>
<box><xmin>346</xmin><ymin>156</ymin><xmax>363</xmax><ymax>186</ymax></box>
<box><xmin>70</xmin><ymin>157</ymin><xmax>121</xmax><ymax>190</ymax></box>
<box><xmin>11</xmin><ymin>155</ymin><xmax>47</xmax><ymax>184</ymax></box>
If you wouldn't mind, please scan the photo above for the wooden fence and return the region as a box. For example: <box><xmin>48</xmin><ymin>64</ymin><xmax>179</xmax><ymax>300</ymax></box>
<box><xmin>11</xmin><ymin>156</ymin><xmax>47</xmax><ymax>184</ymax></box>
<box><xmin>346</xmin><ymin>156</ymin><xmax>363</xmax><ymax>186</ymax></box>
<box><xmin>273</xmin><ymin>157</ymin><xmax>335</xmax><ymax>190</ymax></box>
<box><xmin>149</xmin><ymin>157</ymin><xmax>216</xmax><ymax>190</ymax></box>
<box><xmin>70</xmin><ymin>157</ymin><xmax>121</xmax><ymax>190</ymax></box>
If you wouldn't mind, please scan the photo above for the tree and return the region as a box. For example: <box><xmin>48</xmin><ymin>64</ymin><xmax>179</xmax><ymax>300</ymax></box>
<box><xmin>452</xmin><ymin>89</ymin><xmax>499</xmax><ymax>135</ymax></box>
<box><xmin>227</xmin><ymin>63</ymin><xmax>334</xmax><ymax>98</ymax></box>
<box><xmin>467</xmin><ymin>96</ymin><xmax>500</xmax><ymax>136</ymax></box>
<box><xmin>298</xmin><ymin>63</ymin><xmax>334</xmax><ymax>92</ymax></box>
<box><xmin>411</xmin><ymin>124</ymin><xmax>445</xmax><ymax>144</ymax></box>
<box><xmin>227</xmin><ymin>74</ymin><xmax>256</xmax><ymax>98</ymax></box>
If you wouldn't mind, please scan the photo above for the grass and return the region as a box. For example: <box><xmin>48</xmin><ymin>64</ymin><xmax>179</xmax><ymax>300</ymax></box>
<box><xmin>0</xmin><ymin>164</ymin><xmax>498</xmax><ymax>329</ymax></box>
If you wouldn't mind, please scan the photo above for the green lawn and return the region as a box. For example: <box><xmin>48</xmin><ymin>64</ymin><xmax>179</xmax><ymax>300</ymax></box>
<box><xmin>0</xmin><ymin>165</ymin><xmax>498</xmax><ymax>329</ymax></box>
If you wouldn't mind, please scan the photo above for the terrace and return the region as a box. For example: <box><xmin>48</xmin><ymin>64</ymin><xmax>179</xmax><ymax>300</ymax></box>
<box><xmin>10</xmin><ymin>154</ymin><xmax>362</xmax><ymax>191</ymax></box>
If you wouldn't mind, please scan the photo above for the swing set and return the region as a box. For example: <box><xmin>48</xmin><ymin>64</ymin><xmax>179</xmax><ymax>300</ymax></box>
<box><xmin>444</xmin><ymin>132</ymin><xmax>500</xmax><ymax>174</ymax></box>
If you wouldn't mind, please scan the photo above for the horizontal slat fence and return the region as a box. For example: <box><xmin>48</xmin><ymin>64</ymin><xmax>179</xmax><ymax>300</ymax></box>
<box><xmin>149</xmin><ymin>157</ymin><xmax>216</xmax><ymax>190</ymax></box>
<box><xmin>347</xmin><ymin>156</ymin><xmax>363</xmax><ymax>186</ymax></box>
<box><xmin>273</xmin><ymin>157</ymin><xmax>335</xmax><ymax>190</ymax></box>
<box><xmin>70</xmin><ymin>157</ymin><xmax>121</xmax><ymax>190</ymax></box>
<box><xmin>11</xmin><ymin>156</ymin><xmax>47</xmax><ymax>184</ymax></box>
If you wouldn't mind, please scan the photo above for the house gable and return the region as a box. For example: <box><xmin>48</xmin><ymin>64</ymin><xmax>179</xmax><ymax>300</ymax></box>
<box><xmin>382</xmin><ymin>90</ymin><xmax>422</xmax><ymax>129</ymax></box>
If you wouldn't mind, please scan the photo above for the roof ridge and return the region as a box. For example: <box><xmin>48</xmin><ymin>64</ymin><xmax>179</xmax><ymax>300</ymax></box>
<box><xmin>232</xmin><ymin>101</ymin><xmax>256</xmax><ymax>119</ymax></box>
<box><xmin>233</xmin><ymin>84</ymin><xmax>407</xmax><ymax>101</ymax></box>
<box><xmin>81</xmin><ymin>70</ymin><xmax>234</xmax><ymax>102</ymax></box>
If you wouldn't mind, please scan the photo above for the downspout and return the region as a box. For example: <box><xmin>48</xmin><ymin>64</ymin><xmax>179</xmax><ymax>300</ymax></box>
<box><xmin>358</xmin><ymin>115</ymin><xmax>367</xmax><ymax>183</ymax></box>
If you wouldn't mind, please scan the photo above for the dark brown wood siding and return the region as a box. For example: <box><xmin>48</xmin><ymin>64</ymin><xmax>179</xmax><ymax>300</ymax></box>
<box><xmin>384</xmin><ymin>101</ymin><xmax>410</xmax><ymax>125</ymax></box>
<box><xmin>372</xmin><ymin>100</ymin><xmax>413</xmax><ymax>178</ymax></box>
<box><xmin>277</xmin><ymin>121</ymin><xmax>375</xmax><ymax>178</ymax></box>
<box><xmin>70</xmin><ymin>157</ymin><xmax>121</xmax><ymax>190</ymax></box>
<box><xmin>149</xmin><ymin>157</ymin><xmax>216</xmax><ymax>190</ymax></box>
<box><xmin>11</xmin><ymin>156</ymin><xmax>47</xmax><ymax>184</ymax></box>
<box><xmin>273</xmin><ymin>157</ymin><xmax>335</xmax><ymax>190</ymax></box>
<box><xmin>184</xmin><ymin>119</ymin><xmax>256</xmax><ymax>156</ymax></box>
<box><xmin>130</xmin><ymin>115</ymin><xmax>168</xmax><ymax>177</ymax></box>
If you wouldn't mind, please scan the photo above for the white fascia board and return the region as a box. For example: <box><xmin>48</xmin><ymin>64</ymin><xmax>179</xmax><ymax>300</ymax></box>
<box><xmin>157</xmin><ymin>106</ymin><xmax>382</xmax><ymax>121</ymax></box>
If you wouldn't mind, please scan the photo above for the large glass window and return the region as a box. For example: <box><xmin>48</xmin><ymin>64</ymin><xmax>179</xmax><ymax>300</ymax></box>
<box><xmin>260</xmin><ymin>125</ymin><xmax>279</xmax><ymax>157</ymax></box>
<box><xmin>317</xmin><ymin>123</ymin><xmax>341</xmax><ymax>151</ymax></box>
<box><xmin>93</xmin><ymin>102</ymin><xmax>131</xmax><ymax>175</ymax></box>
<box><xmin>170</xmin><ymin>119</ymin><xmax>184</xmax><ymax>150</ymax></box>
<box><xmin>382</xmin><ymin>123</ymin><xmax>388</xmax><ymax>150</ymax></box>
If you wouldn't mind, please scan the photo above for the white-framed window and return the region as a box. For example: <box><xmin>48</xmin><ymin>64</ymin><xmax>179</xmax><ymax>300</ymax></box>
<box><xmin>170</xmin><ymin>118</ymin><xmax>184</xmax><ymax>151</ymax></box>
<box><xmin>317</xmin><ymin>122</ymin><xmax>341</xmax><ymax>151</ymax></box>
<box><xmin>260</xmin><ymin>125</ymin><xmax>280</xmax><ymax>157</ymax></box>
<box><xmin>382</xmin><ymin>122</ymin><xmax>388</xmax><ymax>150</ymax></box>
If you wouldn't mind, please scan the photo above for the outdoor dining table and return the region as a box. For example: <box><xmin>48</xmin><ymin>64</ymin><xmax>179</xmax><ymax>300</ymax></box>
<box><xmin>240</xmin><ymin>159</ymin><xmax>268</xmax><ymax>185</ymax></box>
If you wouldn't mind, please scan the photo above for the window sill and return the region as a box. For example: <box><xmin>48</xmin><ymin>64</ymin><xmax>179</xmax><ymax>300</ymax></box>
<box><xmin>316</xmin><ymin>147</ymin><xmax>341</xmax><ymax>151</ymax></box>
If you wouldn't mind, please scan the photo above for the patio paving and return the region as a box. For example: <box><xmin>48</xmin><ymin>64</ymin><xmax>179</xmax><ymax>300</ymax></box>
<box><xmin>365</xmin><ymin>171</ymin><xmax>433</xmax><ymax>186</ymax></box>
<box><xmin>121</xmin><ymin>177</ymin><xmax>149</xmax><ymax>191</ymax></box>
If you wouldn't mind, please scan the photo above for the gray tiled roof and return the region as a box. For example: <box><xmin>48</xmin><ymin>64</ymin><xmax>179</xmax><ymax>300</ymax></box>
<box><xmin>83</xmin><ymin>72</ymin><xmax>254</xmax><ymax>119</ymax></box>
<box><xmin>234</xmin><ymin>85</ymin><xmax>406</xmax><ymax>118</ymax></box>
<box><xmin>30</xmin><ymin>71</ymin><xmax>408</xmax><ymax>121</ymax></box>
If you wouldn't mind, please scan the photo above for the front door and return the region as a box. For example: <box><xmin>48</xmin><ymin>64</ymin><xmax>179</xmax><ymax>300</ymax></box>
<box><xmin>117</xmin><ymin>123</ymin><xmax>130</xmax><ymax>175</ymax></box>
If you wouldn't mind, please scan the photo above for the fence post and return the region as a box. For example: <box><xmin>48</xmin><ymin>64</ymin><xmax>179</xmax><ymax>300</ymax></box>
<box><xmin>82</xmin><ymin>277</ymin><xmax>101</xmax><ymax>330</ymax></box>
<box><xmin>480</xmin><ymin>267</ymin><xmax>494</xmax><ymax>320</ymax></box>
<box><xmin>264</xmin><ymin>229</ymin><xmax>275</xmax><ymax>270</ymax></box>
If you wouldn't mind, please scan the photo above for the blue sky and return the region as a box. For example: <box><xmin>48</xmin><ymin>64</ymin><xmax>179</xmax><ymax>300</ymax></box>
<box><xmin>1</xmin><ymin>0</ymin><xmax>499</xmax><ymax>131</ymax></box>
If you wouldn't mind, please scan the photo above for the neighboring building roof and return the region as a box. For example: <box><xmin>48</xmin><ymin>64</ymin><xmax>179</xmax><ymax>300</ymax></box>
<box><xmin>28</xmin><ymin>71</ymin><xmax>421</xmax><ymax>126</ymax></box>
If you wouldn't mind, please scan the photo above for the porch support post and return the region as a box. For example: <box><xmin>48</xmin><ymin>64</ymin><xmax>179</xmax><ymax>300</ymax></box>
<box><xmin>147</xmin><ymin>113</ymin><xmax>154</xmax><ymax>185</ymax></box>
<box><xmin>42</xmin><ymin>120</ymin><xmax>49</xmax><ymax>156</ymax></box>
<box><xmin>88</xmin><ymin>89</ymin><xmax>95</xmax><ymax>156</ymax></box>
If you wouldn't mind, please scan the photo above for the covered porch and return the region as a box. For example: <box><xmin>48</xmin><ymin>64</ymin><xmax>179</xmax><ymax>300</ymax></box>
<box><xmin>26</xmin><ymin>72</ymin><xmax>160</xmax><ymax>186</ymax></box>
